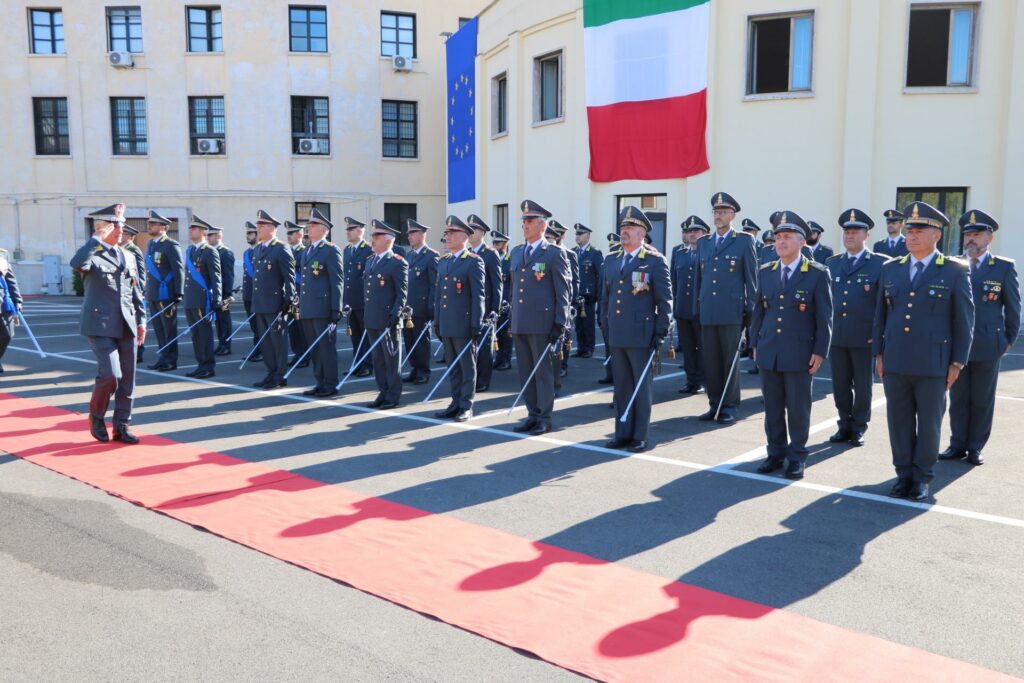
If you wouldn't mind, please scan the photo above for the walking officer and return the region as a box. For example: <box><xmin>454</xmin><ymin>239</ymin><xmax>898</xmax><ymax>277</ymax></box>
<box><xmin>118</xmin><ymin>224</ymin><xmax>147</xmax><ymax>364</ymax></box>
<box><xmin>573</xmin><ymin>224</ymin><xmax>603</xmax><ymax>358</ymax></box>
<box><xmin>343</xmin><ymin>217</ymin><xmax>374</xmax><ymax>377</ymax></box>
<box><xmin>806</xmin><ymin>221</ymin><xmax>834</xmax><ymax>263</ymax></box>
<box><xmin>509</xmin><ymin>200</ymin><xmax>571</xmax><ymax>435</ymax></box>
<box><xmin>362</xmin><ymin>220</ymin><xmax>408</xmax><ymax>409</ymax></box>
<box><xmin>251</xmin><ymin>210</ymin><xmax>296</xmax><ymax>389</ymax></box>
<box><xmin>674</xmin><ymin>216</ymin><xmax>709</xmax><ymax>394</ymax></box>
<box><xmin>694</xmin><ymin>192</ymin><xmax>758</xmax><ymax>425</ymax></box>
<box><xmin>298</xmin><ymin>209</ymin><xmax>344</xmax><ymax>397</ymax></box>
<box><xmin>285</xmin><ymin>221</ymin><xmax>309</xmax><ymax>368</ymax></box>
<box><xmin>0</xmin><ymin>248</ymin><xmax>24</xmax><ymax>373</ymax></box>
<box><xmin>182</xmin><ymin>215</ymin><xmax>222</xmax><ymax>379</ymax></box>
<box><xmin>402</xmin><ymin>218</ymin><xmax>439</xmax><ymax>385</ymax></box>
<box><xmin>826</xmin><ymin>209</ymin><xmax>885</xmax><ymax>447</ymax></box>
<box><xmin>941</xmin><ymin>210</ymin><xmax>1021</xmax><ymax>466</ymax></box>
<box><xmin>241</xmin><ymin>222</ymin><xmax>261</xmax><ymax>361</ymax></box>
<box><xmin>492</xmin><ymin>230</ymin><xmax>514</xmax><ymax>370</ymax></box>
<box><xmin>208</xmin><ymin>225</ymin><xmax>236</xmax><ymax>356</ymax></box>
<box><xmin>874</xmin><ymin>209</ymin><xmax>909</xmax><ymax>258</ymax></box>
<box><xmin>467</xmin><ymin>214</ymin><xmax>503</xmax><ymax>391</ymax></box>
<box><xmin>752</xmin><ymin>212</ymin><xmax>833</xmax><ymax>480</ymax></box>
<box><xmin>601</xmin><ymin>207</ymin><xmax>672</xmax><ymax>452</ymax></box>
<box><xmin>143</xmin><ymin>210</ymin><xmax>183</xmax><ymax>371</ymax></box>
<box><xmin>433</xmin><ymin>216</ymin><xmax>486</xmax><ymax>421</ymax></box>
<box><xmin>874</xmin><ymin>201</ymin><xmax>974</xmax><ymax>501</ymax></box>
<box><xmin>70</xmin><ymin>204</ymin><xmax>146</xmax><ymax>444</ymax></box>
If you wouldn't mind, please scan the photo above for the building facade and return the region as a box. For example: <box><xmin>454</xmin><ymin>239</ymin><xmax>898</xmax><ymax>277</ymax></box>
<box><xmin>1</xmin><ymin>0</ymin><xmax>481</xmax><ymax>293</ymax></box>
<box><xmin>454</xmin><ymin>0</ymin><xmax>1024</xmax><ymax>262</ymax></box>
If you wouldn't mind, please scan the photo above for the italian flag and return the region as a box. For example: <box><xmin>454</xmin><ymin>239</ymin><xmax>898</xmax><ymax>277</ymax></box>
<box><xmin>584</xmin><ymin>0</ymin><xmax>710</xmax><ymax>182</ymax></box>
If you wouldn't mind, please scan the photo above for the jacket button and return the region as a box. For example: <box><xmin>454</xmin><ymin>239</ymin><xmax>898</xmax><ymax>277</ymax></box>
<box><xmin>904</xmin><ymin>327</ymin><xmax>911</xmax><ymax>332</ymax></box>
<box><xmin>905</xmin><ymin>314</ymin><xmax>911</xmax><ymax>320</ymax></box>
<box><xmin>776</xmin><ymin>328</ymin><xmax>782</xmax><ymax>333</ymax></box>
<box><xmin>910</xmin><ymin>292</ymin><xmax>916</xmax><ymax>297</ymax></box>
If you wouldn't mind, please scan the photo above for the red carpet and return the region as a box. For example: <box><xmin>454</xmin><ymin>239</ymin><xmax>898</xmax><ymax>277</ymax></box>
<box><xmin>1</xmin><ymin>394</ymin><xmax>1016</xmax><ymax>682</ymax></box>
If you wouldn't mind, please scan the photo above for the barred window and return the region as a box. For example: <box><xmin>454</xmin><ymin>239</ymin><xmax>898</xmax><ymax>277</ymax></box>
<box><xmin>110</xmin><ymin>97</ymin><xmax>147</xmax><ymax>155</ymax></box>
<box><xmin>188</xmin><ymin>96</ymin><xmax>225</xmax><ymax>153</ymax></box>
<box><xmin>289</xmin><ymin>6</ymin><xmax>327</xmax><ymax>53</ymax></box>
<box><xmin>381</xmin><ymin>12</ymin><xmax>415</xmax><ymax>58</ymax></box>
<box><xmin>33</xmin><ymin>97</ymin><xmax>70</xmax><ymax>155</ymax></box>
<box><xmin>187</xmin><ymin>6</ymin><xmax>222</xmax><ymax>52</ymax></box>
<box><xmin>382</xmin><ymin>100</ymin><xmax>417</xmax><ymax>158</ymax></box>
<box><xmin>107</xmin><ymin>7</ymin><xmax>143</xmax><ymax>53</ymax></box>
<box><xmin>29</xmin><ymin>9</ymin><xmax>64</xmax><ymax>54</ymax></box>
<box><xmin>291</xmin><ymin>96</ymin><xmax>330</xmax><ymax>154</ymax></box>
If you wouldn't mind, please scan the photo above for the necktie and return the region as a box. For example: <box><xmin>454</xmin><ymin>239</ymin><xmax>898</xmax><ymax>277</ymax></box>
<box><xmin>911</xmin><ymin>261</ymin><xmax>924</xmax><ymax>286</ymax></box>
<box><xmin>716</xmin><ymin>236</ymin><xmax>723</xmax><ymax>251</ymax></box>
<box><xmin>849</xmin><ymin>255</ymin><xmax>857</xmax><ymax>270</ymax></box>
<box><xmin>970</xmin><ymin>257</ymin><xmax>979</xmax><ymax>274</ymax></box>
<box><xmin>890</xmin><ymin>239</ymin><xmax>896</xmax><ymax>250</ymax></box>
<box><xmin>782</xmin><ymin>265</ymin><xmax>791</xmax><ymax>286</ymax></box>
<box><xmin>621</xmin><ymin>253</ymin><xmax>631</xmax><ymax>274</ymax></box>
<box><xmin>527</xmin><ymin>244</ymin><xmax>535</xmax><ymax>261</ymax></box>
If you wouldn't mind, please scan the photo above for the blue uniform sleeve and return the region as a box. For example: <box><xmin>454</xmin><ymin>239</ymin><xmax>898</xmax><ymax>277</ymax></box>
<box><xmin>328</xmin><ymin>245</ymin><xmax>344</xmax><ymax>315</ymax></box>
<box><xmin>951</xmin><ymin>263</ymin><xmax>974</xmax><ymax>366</ymax></box>
<box><xmin>1002</xmin><ymin>262</ymin><xmax>1021</xmax><ymax>351</ymax></box>
<box><xmin>743</xmin><ymin>236</ymin><xmax>758</xmax><ymax>314</ymax></box>
<box><xmin>813</xmin><ymin>269</ymin><xmax>833</xmax><ymax>359</ymax></box>
<box><xmin>653</xmin><ymin>254</ymin><xmax>672</xmax><ymax>340</ymax></box>
<box><xmin>426</xmin><ymin>252</ymin><xmax>439</xmax><ymax>321</ymax></box>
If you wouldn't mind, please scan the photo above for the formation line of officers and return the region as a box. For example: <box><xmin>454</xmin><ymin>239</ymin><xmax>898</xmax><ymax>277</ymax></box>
<box><xmin>52</xmin><ymin>195</ymin><xmax>1020</xmax><ymax>501</ymax></box>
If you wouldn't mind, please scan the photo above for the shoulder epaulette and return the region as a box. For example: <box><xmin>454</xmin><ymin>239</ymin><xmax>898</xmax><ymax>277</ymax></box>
<box><xmin>759</xmin><ymin>261</ymin><xmax>776</xmax><ymax>271</ymax></box>
<box><xmin>825</xmin><ymin>253</ymin><xmax>844</xmax><ymax>262</ymax></box>
<box><xmin>808</xmin><ymin>259</ymin><xmax>828</xmax><ymax>271</ymax></box>
<box><xmin>994</xmin><ymin>255</ymin><xmax>1015</xmax><ymax>264</ymax></box>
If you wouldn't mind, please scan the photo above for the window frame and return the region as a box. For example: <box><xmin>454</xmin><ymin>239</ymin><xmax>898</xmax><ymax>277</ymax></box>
<box><xmin>895</xmin><ymin>186</ymin><xmax>969</xmax><ymax>254</ymax></box>
<box><xmin>744</xmin><ymin>10</ymin><xmax>816</xmax><ymax>99</ymax></box>
<box><xmin>380</xmin><ymin>11</ymin><xmax>416</xmax><ymax>59</ymax></box>
<box><xmin>533</xmin><ymin>50</ymin><xmax>564</xmax><ymax>125</ymax></box>
<box><xmin>33</xmin><ymin>97</ymin><xmax>70</xmax><ymax>155</ymax></box>
<box><xmin>383</xmin><ymin>203</ymin><xmax>417</xmax><ymax>247</ymax></box>
<box><xmin>493</xmin><ymin>204</ymin><xmax>508</xmax><ymax>236</ymax></box>
<box><xmin>106</xmin><ymin>6</ymin><xmax>143</xmax><ymax>54</ymax></box>
<box><xmin>290</xmin><ymin>96</ymin><xmax>330</xmax><ymax>155</ymax></box>
<box><xmin>188</xmin><ymin>96</ymin><xmax>226</xmax><ymax>154</ymax></box>
<box><xmin>491</xmin><ymin>72</ymin><xmax>508</xmax><ymax>138</ymax></box>
<box><xmin>288</xmin><ymin>5</ymin><xmax>327</xmax><ymax>54</ymax></box>
<box><xmin>381</xmin><ymin>99</ymin><xmax>418</xmax><ymax>160</ymax></box>
<box><xmin>903</xmin><ymin>2</ymin><xmax>980</xmax><ymax>93</ymax></box>
<box><xmin>28</xmin><ymin>8</ymin><xmax>64</xmax><ymax>55</ymax></box>
<box><xmin>615</xmin><ymin>194</ymin><xmax>668</xmax><ymax>253</ymax></box>
<box><xmin>109</xmin><ymin>96</ymin><xmax>148</xmax><ymax>156</ymax></box>
<box><xmin>295</xmin><ymin>201</ymin><xmax>332</xmax><ymax>238</ymax></box>
<box><xmin>186</xmin><ymin>6</ymin><xmax>223</xmax><ymax>53</ymax></box>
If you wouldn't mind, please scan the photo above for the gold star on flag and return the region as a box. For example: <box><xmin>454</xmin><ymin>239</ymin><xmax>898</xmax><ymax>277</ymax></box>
<box><xmin>454</xmin><ymin>81</ymin><xmax>459</xmax><ymax>91</ymax></box>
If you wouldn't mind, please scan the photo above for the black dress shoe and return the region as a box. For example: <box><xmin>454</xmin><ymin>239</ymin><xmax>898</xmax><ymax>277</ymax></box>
<box><xmin>784</xmin><ymin>460</ymin><xmax>805</xmax><ymax>480</ymax></box>
<box><xmin>193</xmin><ymin>370</ymin><xmax>215</xmax><ymax>379</ymax></box>
<box><xmin>297</xmin><ymin>359</ymin><xmax>310</xmax><ymax>368</ymax></box>
<box><xmin>287</xmin><ymin>356</ymin><xmax>300</xmax><ymax>367</ymax></box>
<box><xmin>938</xmin><ymin>446</ymin><xmax>967</xmax><ymax>460</ymax></box>
<box><xmin>379</xmin><ymin>401</ymin><xmax>399</xmax><ymax>410</ymax></box>
<box><xmin>697</xmin><ymin>410</ymin><xmax>717</xmax><ymax>421</ymax></box>
<box><xmin>849</xmin><ymin>431</ymin><xmax>865</xmax><ymax>447</ymax></box>
<box><xmin>368</xmin><ymin>397</ymin><xmax>385</xmax><ymax>408</ymax></box>
<box><xmin>476</xmin><ymin>384</ymin><xmax>489</xmax><ymax>392</ymax></box>
<box><xmin>888</xmin><ymin>480</ymin><xmax>912</xmax><ymax>498</ymax></box>
<box><xmin>214</xmin><ymin>346</ymin><xmax>231</xmax><ymax>356</ymax></box>
<box><xmin>315</xmin><ymin>388</ymin><xmax>339</xmax><ymax>398</ymax></box>
<box><xmin>628</xmin><ymin>440</ymin><xmax>649</xmax><ymax>453</ymax></box>
<box><xmin>909</xmin><ymin>481</ymin><xmax>930</xmax><ymax>501</ymax></box>
<box><xmin>579</xmin><ymin>351</ymin><xmax>593</xmax><ymax>359</ymax></box>
<box><xmin>302</xmin><ymin>387</ymin><xmax>322</xmax><ymax>396</ymax></box>
<box><xmin>251</xmin><ymin>352</ymin><xmax>263</xmax><ymax>362</ymax></box>
<box><xmin>263</xmin><ymin>379</ymin><xmax>287</xmax><ymax>389</ymax></box>
<box><xmin>159</xmin><ymin>364</ymin><xmax>176</xmax><ymax>372</ymax></box>
<box><xmin>454</xmin><ymin>410</ymin><xmax>472</xmax><ymax>422</ymax></box>
<box><xmin>746</xmin><ymin>367</ymin><xmax>760</xmax><ymax>375</ymax></box>
<box><xmin>185</xmin><ymin>369</ymin><xmax>201</xmax><ymax>377</ymax></box>
<box><xmin>967</xmin><ymin>449</ymin><xmax>985</xmax><ymax>466</ymax></box>
<box><xmin>414</xmin><ymin>376</ymin><xmax>429</xmax><ymax>385</ymax></box>
<box><xmin>147</xmin><ymin>362</ymin><xmax>165</xmax><ymax>370</ymax></box>
<box><xmin>756</xmin><ymin>457</ymin><xmax>784</xmax><ymax>473</ymax></box>
<box><xmin>89</xmin><ymin>416</ymin><xmax>109</xmax><ymax>443</ymax></box>
<box><xmin>513</xmin><ymin>418</ymin><xmax>538</xmax><ymax>433</ymax></box>
<box><xmin>495</xmin><ymin>363</ymin><xmax>512</xmax><ymax>371</ymax></box>
<box><xmin>604</xmin><ymin>437</ymin><xmax>631</xmax><ymax>449</ymax></box>
<box><xmin>597</xmin><ymin>376</ymin><xmax>613</xmax><ymax>385</ymax></box>
<box><xmin>402</xmin><ymin>373</ymin><xmax>417</xmax><ymax>383</ymax></box>
<box><xmin>435</xmin><ymin>405</ymin><xmax>459</xmax><ymax>419</ymax></box>
<box><xmin>678</xmin><ymin>384</ymin><xmax>696</xmax><ymax>395</ymax></box>
<box><xmin>112</xmin><ymin>425</ymin><xmax>140</xmax><ymax>445</ymax></box>
<box><xmin>355</xmin><ymin>368</ymin><xmax>373</xmax><ymax>378</ymax></box>
<box><xmin>529</xmin><ymin>421</ymin><xmax>551</xmax><ymax>435</ymax></box>
<box><xmin>829</xmin><ymin>429</ymin><xmax>852</xmax><ymax>443</ymax></box>
<box><xmin>558</xmin><ymin>368</ymin><xmax>568</xmax><ymax>378</ymax></box>
<box><xmin>717</xmin><ymin>414</ymin><xmax>737</xmax><ymax>425</ymax></box>
<box><xmin>253</xmin><ymin>378</ymin><xmax>272</xmax><ymax>388</ymax></box>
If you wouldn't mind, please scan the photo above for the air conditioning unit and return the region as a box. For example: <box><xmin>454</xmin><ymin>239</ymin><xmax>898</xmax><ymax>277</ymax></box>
<box><xmin>108</xmin><ymin>51</ymin><xmax>134</xmax><ymax>68</ymax></box>
<box><xmin>392</xmin><ymin>55</ymin><xmax>412</xmax><ymax>72</ymax></box>
<box><xmin>197</xmin><ymin>138</ymin><xmax>222</xmax><ymax>154</ymax></box>
<box><xmin>298</xmin><ymin>138</ymin><xmax>327</xmax><ymax>154</ymax></box>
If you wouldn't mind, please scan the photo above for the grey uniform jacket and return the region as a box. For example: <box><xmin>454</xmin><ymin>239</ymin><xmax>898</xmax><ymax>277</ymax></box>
<box><xmin>600</xmin><ymin>247</ymin><xmax>672</xmax><ymax>348</ymax></box>
<box><xmin>216</xmin><ymin>244</ymin><xmax>235</xmax><ymax>297</ymax></box>
<box><xmin>574</xmin><ymin>244</ymin><xmax>604</xmax><ymax>300</ymax></box>
<box><xmin>475</xmin><ymin>245</ymin><xmax>503</xmax><ymax>316</ymax></box>
<box><xmin>694</xmin><ymin>229</ymin><xmax>758</xmax><ymax>326</ymax></box>
<box><xmin>70</xmin><ymin>239</ymin><xmax>146</xmax><ymax>337</ymax></box>
<box><xmin>251</xmin><ymin>239</ymin><xmax>296</xmax><ymax>315</ymax></box>
<box><xmin>362</xmin><ymin>251</ymin><xmax>409</xmax><ymax>329</ymax></box>
<box><xmin>508</xmin><ymin>241</ymin><xmax>571</xmax><ymax>336</ymax></box>
<box><xmin>407</xmin><ymin>246</ymin><xmax>440</xmax><ymax>320</ymax></box>
<box><xmin>965</xmin><ymin>254</ymin><xmax>1021</xmax><ymax>362</ymax></box>
<box><xmin>434</xmin><ymin>249</ymin><xmax>486</xmax><ymax>338</ymax></box>
<box><xmin>183</xmin><ymin>242</ymin><xmax>223</xmax><ymax>312</ymax></box>
<box><xmin>343</xmin><ymin>240</ymin><xmax>373</xmax><ymax>311</ymax></box>
<box><xmin>751</xmin><ymin>257</ymin><xmax>833</xmax><ymax>371</ymax></box>
<box><xmin>671</xmin><ymin>246</ymin><xmax>699</xmax><ymax>319</ymax></box>
<box><xmin>144</xmin><ymin>235</ymin><xmax>183</xmax><ymax>302</ymax></box>
<box><xmin>298</xmin><ymin>240</ymin><xmax>344</xmax><ymax>319</ymax></box>
<box><xmin>825</xmin><ymin>250</ymin><xmax>886</xmax><ymax>348</ymax></box>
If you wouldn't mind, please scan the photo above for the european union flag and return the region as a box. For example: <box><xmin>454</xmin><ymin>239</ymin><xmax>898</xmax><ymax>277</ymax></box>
<box><xmin>446</xmin><ymin>17</ymin><xmax>477</xmax><ymax>204</ymax></box>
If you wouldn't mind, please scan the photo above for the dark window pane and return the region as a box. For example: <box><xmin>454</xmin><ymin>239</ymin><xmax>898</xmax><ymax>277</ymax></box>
<box><xmin>750</xmin><ymin>17</ymin><xmax>790</xmax><ymax>94</ymax></box>
<box><xmin>907</xmin><ymin>9</ymin><xmax>952</xmax><ymax>87</ymax></box>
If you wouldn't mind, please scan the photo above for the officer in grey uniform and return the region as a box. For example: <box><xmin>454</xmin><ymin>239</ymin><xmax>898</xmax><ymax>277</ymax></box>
<box><xmin>298</xmin><ymin>209</ymin><xmax>344</xmax><ymax>397</ymax></box>
<box><xmin>433</xmin><ymin>216</ymin><xmax>486</xmax><ymax>421</ymax></box>
<box><xmin>741</xmin><ymin>219</ymin><xmax>761</xmax><ymax>247</ymax></box>
<box><xmin>467</xmin><ymin>214</ymin><xmax>503</xmax><ymax>391</ymax></box>
<box><xmin>573</xmin><ymin>224</ymin><xmax>603</xmax><ymax>358</ymax></box>
<box><xmin>492</xmin><ymin>230</ymin><xmax>514</xmax><ymax>370</ymax></box>
<box><xmin>598</xmin><ymin>232</ymin><xmax>621</xmax><ymax>385</ymax></box>
<box><xmin>144</xmin><ymin>211</ymin><xmax>183</xmax><ymax>371</ymax></box>
<box><xmin>0</xmin><ymin>247</ymin><xmax>23</xmax><ymax>373</ymax></box>
<box><xmin>343</xmin><ymin>217</ymin><xmax>374</xmax><ymax>377</ymax></box>
<box><xmin>757</xmin><ymin>230</ymin><xmax>776</xmax><ymax>266</ymax></box>
<box><xmin>509</xmin><ymin>200</ymin><xmax>571</xmax><ymax>435</ymax></box>
<box><xmin>806</xmin><ymin>221</ymin><xmax>834</xmax><ymax>263</ymax></box>
<box><xmin>241</xmin><ymin>222</ymin><xmax>261</xmax><ymax>362</ymax></box>
<box><xmin>362</xmin><ymin>220</ymin><xmax>408</xmax><ymax>409</ymax></box>
<box><xmin>208</xmin><ymin>226</ymin><xmax>236</xmax><ymax>356</ymax></box>
<box><xmin>752</xmin><ymin>212</ymin><xmax>833</xmax><ymax>480</ymax></box>
<box><xmin>70</xmin><ymin>204</ymin><xmax>146</xmax><ymax>444</ymax></box>
<box><xmin>674</xmin><ymin>216</ymin><xmax>709</xmax><ymax>394</ymax></box>
<box><xmin>694</xmin><ymin>192</ymin><xmax>758</xmax><ymax>424</ymax></box>
<box><xmin>826</xmin><ymin>209</ymin><xmax>885</xmax><ymax>447</ymax></box>
<box><xmin>285</xmin><ymin>221</ymin><xmax>309</xmax><ymax>368</ymax></box>
<box><xmin>118</xmin><ymin>225</ymin><xmax>147</xmax><ymax>364</ymax></box>
<box><xmin>874</xmin><ymin>201</ymin><xmax>974</xmax><ymax>501</ymax></box>
<box><xmin>601</xmin><ymin>207</ymin><xmax>672</xmax><ymax>452</ymax></box>
<box><xmin>547</xmin><ymin>219</ymin><xmax>578</xmax><ymax>385</ymax></box>
<box><xmin>182</xmin><ymin>215</ymin><xmax>222</xmax><ymax>379</ymax></box>
<box><xmin>874</xmin><ymin>210</ymin><xmax>910</xmax><ymax>258</ymax></box>
<box><xmin>941</xmin><ymin>210</ymin><xmax>1021</xmax><ymax>466</ymax></box>
<box><xmin>251</xmin><ymin>210</ymin><xmax>296</xmax><ymax>389</ymax></box>
<box><xmin>401</xmin><ymin>218</ymin><xmax>439</xmax><ymax>385</ymax></box>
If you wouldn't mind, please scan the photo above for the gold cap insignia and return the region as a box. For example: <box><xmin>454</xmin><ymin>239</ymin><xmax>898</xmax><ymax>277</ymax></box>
<box><xmin>849</xmin><ymin>209</ymin><xmax>857</xmax><ymax>223</ymax></box>
<box><xmin>780</xmin><ymin>212</ymin><xmax>788</xmax><ymax>225</ymax></box>
<box><xmin>716</xmin><ymin>193</ymin><xmax>723</xmax><ymax>205</ymax></box>
<box><xmin>969</xmin><ymin>211</ymin><xmax>977</xmax><ymax>225</ymax></box>
<box><xmin>911</xmin><ymin>204</ymin><xmax>920</xmax><ymax>219</ymax></box>
<box><xmin>626</xmin><ymin>206</ymin><xmax>633</xmax><ymax>219</ymax></box>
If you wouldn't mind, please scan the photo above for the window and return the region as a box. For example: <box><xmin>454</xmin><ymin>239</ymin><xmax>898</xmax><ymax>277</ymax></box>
<box><xmin>29</xmin><ymin>9</ymin><xmax>64</xmax><ymax>54</ymax></box>
<box><xmin>492</xmin><ymin>72</ymin><xmax>508</xmax><ymax>135</ymax></box>
<box><xmin>494</xmin><ymin>204</ymin><xmax>508</xmax><ymax>236</ymax></box>
<box><xmin>534</xmin><ymin>51</ymin><xmax>563</xmax><ymax>122</ymax></box>
<box><xmin>381</xmin><ymin>12</ymin><xmax>415</xmax><ymax>58</ymax></box>
<box><xmin>33</xmin><ymin>97</ymin><xmax>69</xmax><ymax>155</ymax></box>
<box><xmin>107</xmin><ymin>7</ymin><xmax>143</xmax><ymax>53</ymax></box>
<box><xmin>384</xmin><ymin>203</ymin><xmax>416</xmax><ymax>247</ymax></box>
<box><xmin>187</xmin><ymin>6</ymin><xmax>222</xmax><ymax>52</ymax></box>
<box><xmin>906</xmin><ymin>5</ymin><xmax>977</xmax><ymax>88</ymax></box>
<box><xmin>895</xmin><ymin>187</ymin><xmax>968</xmax><ymax>254</ymax></box>
<box><xmin>188</xmin><ymin>96</ymin><xmax>225</xmax><ymax>154</ymax></box>
<box><xmin>110</xmin><ymin>97</ymin><xmax>147</xmax><ymax>155</ymax></box>
<box><xmin>747</xmin><ymin>12</ymin><xmax>813</xmax><ymax>95</ymax></box>
<box><xmin>382</xmin><ymin>100</ymin><xmax>417</xmax><ymax>158</ymax></box>
<box><xmin>616</xmin><ymin>195</ymin><xmax>667</xmax><ymax>252</ymax></box>
<box><xmin>296</xmin><ymin>202</ymin><xmax>331</xmax><ymax>237</ymax></box>
<box><xmin>289</xmin><ymin>6</ymin><xmax>326</xmax><ymax>53</ymax></box>
<box><xmin>291</xmin><ymin>96</ymin><xmax>330</xmax><ymax>154</ymax></box>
